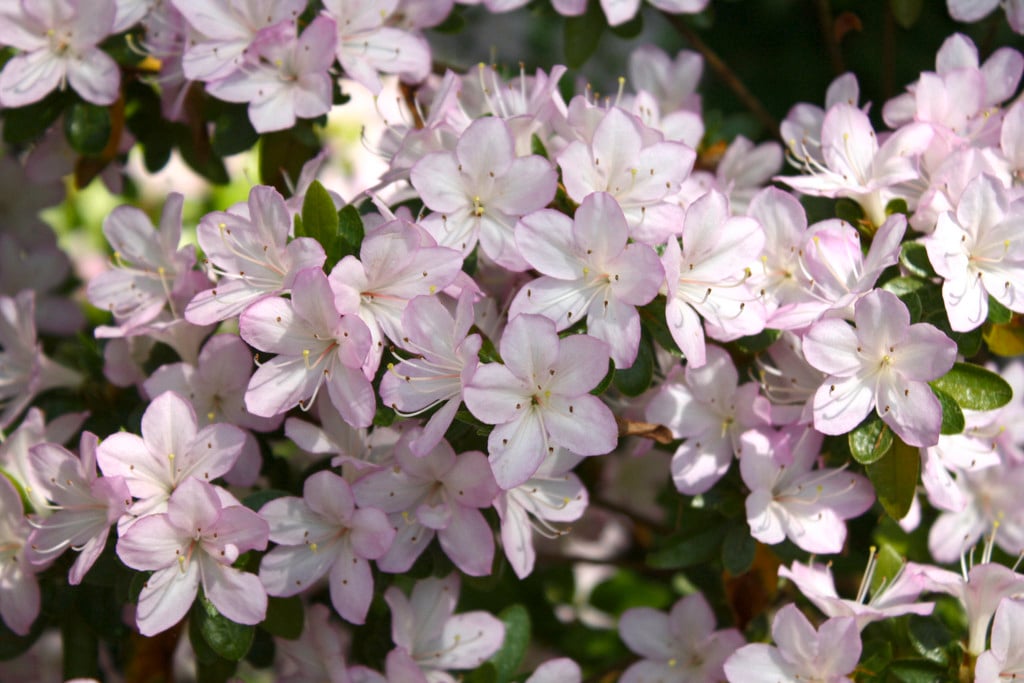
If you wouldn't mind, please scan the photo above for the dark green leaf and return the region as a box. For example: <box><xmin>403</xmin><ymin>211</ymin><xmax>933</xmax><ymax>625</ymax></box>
<box><xmin>647</xmin><ymin>526</ymin><xmax>724</xmax><ymax>569</ymax></box>
<box><xmin>241</xmin><ymin>488</ymin><xmax>290</xmax><ymax>513</ymax></box>
<box><xmin>261</xmin><ymin>596</ymin><xmax>304</xmax><ymax>640</ymax></box>
<box><xmin>933</xmin><ymin>386</ymin><xmax>964</xmax><ymax>435</ymax></box>
<box><xmin>888</xmin><ymin>658</ymin><xmax>948</xmax><ymax>683</ymax></box>
<box><xmin>299</xmin><ymin>180</ymin><xmax>339</xmax><ymax>265</ymax></box>
<box><xmin>337</xmin><ymin>204</ymin><xmax>365</xmax><ymax>262</ymax></box>
<box><xmin>609</xmin><ymin>12</ymin><xmax>643</xmax><ymax>38</ymax></box>
<box><xmin>260</xmin><ymin>125</ymin><xmax>320</xmax><ymax>196</ymax></box>
<box><xmin>835</xmin><ymin>198</ymin><xmax>864</xmax><ymax>225</ymax></box>
<box><xmin>195</xmin><ymin>594</ymin><xmax>255</xmax><ymax>661</ymax></box>
<box><xmin>733</xmin><ymin>328</ymin><xmax>781</xmax><ymax>354</ymax></box>
<box><xmin>564</xmin><ymin>3</ymin><xmax>605</xmax><ymax>68</ymax></box>
<box><xmin>721</xmin><ymin>523</ymin><xmax>756</xmax><ymax>575</ymax></box>
<box><xmin>590</xmin><ymin>358</ymin><xmax>615</xmax><ymax>396</ymax></box>
<box><xmin>64</xmin><ymin>101</ymin><xmax>112</xmax><ymax>156</ymax></box>
<box><xmin>2</xmin><ymin>90</ymin><xmax>66</xmax><ymax>145</ymax></box>
<box><xmin>489</xmin><ymin>605</ymin><xmax>530</xmax><ymax>683</ymax></box>
<box><xmin>866</xmin><ymin>439</ymin><xmax>919</xmax><ymax>520</ymax></box>
<box><xmin>988</xmin><ymin>296</ymin><xmax>1013</xmax><ymax>325</ymax></box>
<box><xmin>931</xmin><ymin>362</ymin><xmax>1013</xmax><ymax>411</ymax></box>
<box><xmin>432</xmin><ymin>8</ymin><xmax>465</xmax><ymax>33</ymax></box>
<box><xmin>211</xmin><ymin>104</ymin><xmax>258</xmax><ymax>157</ymax></box>
<box><xmin>868</xmin><ymin>544</ymin><xmax>905</xmax><ymax>597</ymax></box>
<box><xmin>590</xmin><ymin>570</ymin><xmax>673</xmax><ymax>612</ymax></box>
<box><xmin>885</xmin><ymin>197</ymin><xmax>909</xmax><ymax>216</ymax></box>
<box><xmin>463</xmin><ymin>662</ymin><xmax>498</xmax><ymax>683</ymax></box>
<box><xmin>0</xmin><ymin>617</ymin><xmax>44</xmax><ymax>661</ymax></box>
<box><xmin>907</xmin><ymin>615</ymin><xmax>951</xmax><ymax>665</ymax></box>
<box><xmin>890</xmin><ymin>0</ymin><xmax>924</xmax><ymax>28</ymax></box>
<box><xmin>177</xmin><ymin>125</ymin><xmax>229</xmax><ymax>185</ymax></box>
<box><xmin>639</xmin><ymin>298</ymin><xmax>684</xmax><ymax>357</ymax></box>
<box><xmin>531</xmin><ymin>134</ymin><xmax>549</xmax><ymax>159</ymax></box>
<box><xmin>899</xmin><ymin>243</ymin><xmax>937</xmax><ymax>279</ymax></box>
<box><xmin>848</xmin><ymin>413</ymin><xmax>893</xmax><ymax>465</ymax></box>
<box><xmin>613</xmin><ymin>336</ymin><xmax>654</xmax><ymax>397</ymax></box>
<box><xmin>245</xmin><ymin>628</ymin><xmax>275</xmax><ymax>668</ymax></box>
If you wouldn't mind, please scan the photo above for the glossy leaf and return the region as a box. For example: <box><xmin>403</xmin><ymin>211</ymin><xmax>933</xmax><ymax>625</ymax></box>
<box><xmin>866</xmin><ymin>439</ymin><xmax>919</xmax><ymax>521</ymax></box>
<box><xmin>489</xmin><ymin>604</ymin><xmax>530</xmax><ymax>683</ymax></box>
<box><xmin>849</xmin><ymin>413</ymin><xmax>893</xmax><ymax>465</ymax></box>
<box><xmin>930</xmin><ymin>362</ymin><xmax>1013</xmax><ymax>411</ymax></box>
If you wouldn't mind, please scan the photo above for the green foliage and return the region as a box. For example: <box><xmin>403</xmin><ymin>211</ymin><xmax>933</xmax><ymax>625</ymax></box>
<box><xmin>64</xmin><ymin>101</ymin><xmax>112</xmax><ymax>156</ymax></box>
<box><xmin>899</xmin><ymin>243</ymin><xmax>937</xmax><ymax>279</ymax></box>
<box><xmin>261</xmin><ymin>596</ymin><xmax>304</xmax><ymax>640</ymax></box>
<box><xmin>614</xmin><ymin>335</ymin><xmax>655</xmax><ymax>396</ymax></box>
<box><xmin>848</xmin><ymin>413</ymin><xmax>893</xmax><ymax>465</ymax></box>
<box><xmin>193</xmin><ymin>594</ymin><xmax>255</xmax><ymax>661</ymax></box>
<box><xmin>564</xmin><ymin>3</ymin><xmax>605</xmax><ymax>68</ymax></box>
<box><xmin>931</xmin><ymin>362</ymin><xmax>1013</xmax><ymax>411</ymax></box>
<box><xmin>488</xmin><ymin>604</ymin><xmax>531</xmax><ymax>683</ymax></box>
<box><xmin>866</xmin><ymin>439</ymin><xmax>920</xmax><ymax>520</ymax></box>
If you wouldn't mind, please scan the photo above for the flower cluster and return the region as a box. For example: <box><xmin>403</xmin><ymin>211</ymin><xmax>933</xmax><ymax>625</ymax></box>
<box><xmin>3</xmin><ymin>1</ymin><xmax>1024</xmax><ymax>682</ymax></box>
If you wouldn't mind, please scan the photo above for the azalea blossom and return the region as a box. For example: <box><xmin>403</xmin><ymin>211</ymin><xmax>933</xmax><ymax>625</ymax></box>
<box><xmin>724</xmin><ymin>605</ymin><xmax>861</xmax><ymax>683</ymax></box>
<box><xmin>924</xmin><ymin>173</ymin><xmax>1024</xmax><ymax>331</ymax></box>
<box><xmin>95</xmin><ymin>390</ymin><xmax>246</xmax><ymax>520</ymax></box>
<box><xmin>116</xmin><ymin>477</ymin><xmax>269</xmax><ymax>636</ymax></box>
<box><xmin>619</xmin><ymin>592</ymin><xmax>744</xmax><ymax>683</ymax></box>
<box><xmin>740</xmin><ymin>426</ymin><xmax>874</xmax><ymax>554</ymax></box>
<box><xmin>259</xmin><ymin>470</ymin><xmax>396</xmax><ymax>624</ymax></box>
<box><xmin>975</xmin><ymin>598</ymin><xmax>1024</xmax><ymax>681</ymax></box>
<box><xmin>0</xmin><ymin>475</ymin><xmax>41</xmax><ymax>636</ymax></box>
<box><xmin>0</xmin><ymin>0</ymin><xmax>120</xmax><ymax>107</ymax></box>
<box><xmin>463</xmin><ymin>314</ymin><xmax>618</xmax><ymax>489</ymax></box>
<box><xmin>26</xmin><ymin>433</ymin><xmax>131</xmax><ymax>585</ymax></box>
<box><xmin>510</xmin><ymin>191</ymin><xmax>664</xmax><ymax>367</ymax></box>
<box><xmin>802</xmin><ymin>288</ymin><xmax>957</xmax><ymax>446</ymax></box>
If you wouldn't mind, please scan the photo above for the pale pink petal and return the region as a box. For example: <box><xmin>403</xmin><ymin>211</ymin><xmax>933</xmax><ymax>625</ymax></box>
<box><xmin>200</xmin><ymin>554</ymin><xmax>267</xmax><ymax>625</ymax></box>
<box><xmin>328</xmin><ymin>544</ymin><xmax>374</xmax><ymax>624</ymax></box>
<box><xmin>135</xmin><ymin>562</ymin><xmax>200</xmax><ymax>636</ymax></box>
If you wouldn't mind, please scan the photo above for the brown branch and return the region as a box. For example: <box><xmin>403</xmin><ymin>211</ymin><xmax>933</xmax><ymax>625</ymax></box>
<box><xmin>661</xmin><ymin>11</ymin><xmax>780</xmax><ymax>139</ymax></box>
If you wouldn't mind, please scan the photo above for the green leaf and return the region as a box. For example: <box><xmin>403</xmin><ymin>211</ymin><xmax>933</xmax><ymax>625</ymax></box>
<box><xmin>432</xmin><ymin>8</ymin><xmax>465</xmax><ymax>33</ymax></box>
<box><xmin>300</xmin><ymin>180</ymin><xmax>340</xmax><ymax>265</ymax></box>
<box><xmin>721</xmin><ymin>523</ymin><xmax>756</xmax><ymax>575</ymax></box>
<box><xmin>899</xmin><ymin>242</ymin><xmax>937</xmax><ymax>279</ymax></box>
<box><xmin>260</xmin><ymin>125</ymin><xmax>320</xmax><ymax>196</ymax></box>
<box><xmin>489</xmin><ymin>605</ymin><xmax>530</xmax><ymax>683</ymax></box>
<box><xmin>463</xmin><ymin>662</ymin><xmax>498</xmax><ymax>683</ymax></box>
<box><xmin>609</xmin><ymin>11</ymin><xmax>643</xmax><ymax>38</ymax></box>
<box><xmin>195</xmin><ymin>594</ymin><xmax>255</xmax><ymax>661</ymax></box>
<box><xmin>890</xmin><ymin>0</ymin><xmax>924</xmax><ymax>28</ymax></box>
<box><xmin>906</xmin><ymin>615</ymin><xmax>951</xmax><ymax>665</ymax></box>
<box><xmin>639</xmin><ymin>298</ymin><xmax>683</xmax><ymax>357</ymax></box>
<box><xmin>613</xmin><ymin>336</ymin><xmax>654</xmax><ymax>397</ymax></box>
<box><xmin>887</xmin><ymin>658</ymin><xmax>949</xmax><ymax>683</ymax></box>
<box><xmin>261</xmin><ymin>596</ymin><xmax>304</xmax><ymax>640</ymax></box>
<box><xmin>930</xmin><ymin>362</ymin><xmax>1013</xmax><ymax>411</ymax></box>
<box><xmin>530</xmin><ymin>134</ymin><xmax>549</xmax><ymax>159</ymax></box>
<box><xmin>733</xmin><ymin>328</ymin><xmax>781</xmax><ymax>354</ymax></box>
<box><xmin>2</xmin><ymin>90</ymin><xmax>66</xmax><ymax>145</ymax></box>
<box><xmin>835</xmin><ymin>198</ymin><xmax>864</xmax><ymax>225</ymax></box>
<box><xmin>647</xmin><ymin>526</ymin><xmax>724</xmax><ymax>570</ymax></box>
<box><xmin>933</xmin><ymin>386</ymin><xmax>965</xmax><ymax>435</ymax></box>
<box><xmin>866</xmin><ymin>439</ymin><xmax>919</xmax><ymax>520</ymax></box>
<box><xmin>64</xmin><ymin>101</ymin><xmax>112</xmax><ymax>156</ymax></box>
<box><xmin>868</xmin><ymin>544</ymin><xmax>905</xmax><ymax>597</ymax></box>
<box><xmin>589</xmin><ymin>358</ymin><xmax>615</xmax><ymax>396</ymax></box>
<box><xmin>564</xmin><ymin>3</ymin><xmax>605</xmax><ymax>68</ymax></box>
<box><xmin>337</xmin><ymin>204</ymin><xmax>365</xmax><ymax>262</ymax></box>
<box><xmin>211</xmin><ymin>103</ymin><xmax>258</xmax><ymax>157</ymax></box>
<box><xmin>885</xmin><ymin>197</ymin><xmax>910</xmax><ymax>216</ymax></box>
<box><xmin>590</xmin><ymin>569</ymin><xmax>673</xmax><ymax>613</ymax></box>
<box><xmin>848</xmin><ymin>413</ymin><xmax>893</xmax><ymax>465</ymax></box>
<box><xmin>988</xmin><ymin>296</ymin><xmax>1013</xmax><ymax>325</ymax></box>
<box><xmin>241</xmin><ymin>488</ymin><xmax>290</xmax><ymax>513</ymax></box>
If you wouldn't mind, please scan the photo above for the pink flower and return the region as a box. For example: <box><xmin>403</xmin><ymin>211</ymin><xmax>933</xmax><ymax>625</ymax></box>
<box><xmin>352</xmin><ymin>429</ymin><xmax>499</xmax><ymax>576</ymax></box>
<box><xmin>976</xmin><ymin>598</ymin><xmax>1024</xmax><ymax>681</ymax></box>
<box><xmin>412</xmin><ymin>116</ymin><xmax>557</xmax><ymax>270</ymax></box>
<box><xmin>724</xmin><ymin>605</ymin><xmax>861</xmax><ymax>683</ymax></box>
<box><xmin>96</xmin><ymin>390</ymin><xmax>246</xmax><ymax>519</ymax></box>
<box><xmin>464</xmin><ymin>314</ymin><xmax>618</xmax><ymax>489</ymax></box>
<box><xmin>924</xmin><ymin>174</ymin><xmax>1024</xmax><ymax>332</ymax></box>
<box><xmin>116</xmin><ymin>477</ymin><xmax>269</xmax><ymax>636</ymax></box>
<box><xmin>26</xmin><ymin>433</ymin><xmax>131</xmax><ymax>584</ymax></box>
<box><xmin>240</xmin><ymin>267</ymin><xmax>376</xmax><ymax>427</ymax></box>
<box><xmin>510</xmin><ymin>192</ymin><xmax>664</xmax><ymax>367</ymax></box>
<box><xmin>259</xmin><ymin>470</ymin><xmax>395</xmax><ymax>624</ymax></box>
<box><xmin>206</xmin><ymin>16</ymin><xmax>337</xmax><ymax>133</ymax></box>
<box><xmin>802</xmin><ymin>288</ymin><xmax>957</xmax><ymax>446</ymax></box>
<box><xmin>645</xmin><ymin>344</ymin><xmax>771</xmax><ymax>495</ymax></box>
<box><xmin>383</xmin><ymin>574</ymin><xmax>505</xmax><ymax>679</ymax></box>
<box><xmin>619</xmin><ymin>592</ymin><xmax>744</xmax><ymax>683</ymax></box>
<box><xmin>661</xmin><ymin>190</ymin><xmax>766</xmax><ymax>368</ymax></box>
<box><xmin>0</xmin><ymin>0</ymin><xmax>120</xmax><ymax>107</ymax></box>
<box><xmin>0</xmin><ymin>475</ymin><xmax>41</xmax><ymax>635</ymax></box>
<box><xmin>185</xmin><ymin>185</ymin><xmax>326</xmax><ymax>326</ymax></box>
<box><xmin>740</xmin><ymin>426</ymin><xmax>874</xmax><ymax>554</ymax></box>
<box><xmin>379</xmin><ymin>292</ymin><xmax>481</xmax><ymax>457</ymax></box>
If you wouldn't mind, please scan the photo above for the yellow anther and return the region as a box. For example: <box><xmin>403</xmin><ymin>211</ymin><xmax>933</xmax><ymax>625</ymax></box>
<box><xmin>218</xmin><ymin>222</ymin><xmax>227</xmax><ymax>229</ymax></box>
<box><xmin>668</xmin><ymin>658</ymin><xmax>678</xmax><ymax>668</ymax></box>
<box><xmin>168</xmin><ymin>453</ymin><xmax>175</xmax><ymax>461</ymax></box>
<box><xmin>310</xmin><ymin>542</ymin><xmax>319</xmax><ymax>553</ymax></box>
<box><xmin>429</xmin><ymin>285</ymin><xmax>437</xmax><ymax>294</ymax></box>
<box><xmin>207</xmin><ymin>411</ymin><xmax>216</xmax><ymax>422</ymax></box>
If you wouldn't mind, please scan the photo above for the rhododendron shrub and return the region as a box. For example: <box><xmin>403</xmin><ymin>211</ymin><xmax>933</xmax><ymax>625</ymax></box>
<box><xmin>4</xmin><ymin>1</ymin><xmax>1024</xmax><ymax>682</ymax></box>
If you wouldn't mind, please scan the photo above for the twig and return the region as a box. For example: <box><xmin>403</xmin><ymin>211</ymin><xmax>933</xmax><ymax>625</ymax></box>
<box><xmin>661</xmin><ymin>11</ymin><xmax>780</xmax><ymax>139</ymax></box>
